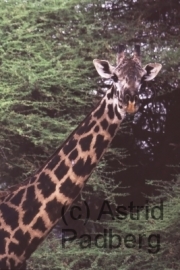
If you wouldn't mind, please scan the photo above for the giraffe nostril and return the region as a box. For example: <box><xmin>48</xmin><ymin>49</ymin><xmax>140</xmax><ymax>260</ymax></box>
<box><xmin>134</xmin><ymin>95</ymin><xmax>139</xmax><ymax>103</ymax></box>
<box><xmin>125</xmin><ymin>94</ymin><xmax>130</xmax><ymax>103</ymax></box>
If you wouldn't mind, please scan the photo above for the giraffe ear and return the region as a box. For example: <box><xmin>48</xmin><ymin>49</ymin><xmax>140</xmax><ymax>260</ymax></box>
<box><xmin>143</xmin><ymin>63</ymin><xmax>162</xmax><ymax>81</ymax></box>
<box><xmin>93</xmin><ymin>59</ymin><xmax>114</xmax><ymax>79</ymax></box>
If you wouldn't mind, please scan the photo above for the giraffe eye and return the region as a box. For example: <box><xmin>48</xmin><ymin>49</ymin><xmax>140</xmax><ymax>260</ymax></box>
<box><xmin>112</xmin><ymin>74</ymin><xmax>118</xmax><ymax>82</ymax></box>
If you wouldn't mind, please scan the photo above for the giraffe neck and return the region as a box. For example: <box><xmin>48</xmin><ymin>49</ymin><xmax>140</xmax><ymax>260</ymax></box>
<box><xmin>0</xmin><ymin>86</ymin><xmax>125</xmax><ymax>269</ymax></box>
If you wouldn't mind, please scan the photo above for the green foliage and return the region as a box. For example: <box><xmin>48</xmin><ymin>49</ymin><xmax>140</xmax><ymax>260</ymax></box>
<box><xmin>0</xmin><ymin>0</ymin><xmax>180</xmax><ymax>269</ymax></box>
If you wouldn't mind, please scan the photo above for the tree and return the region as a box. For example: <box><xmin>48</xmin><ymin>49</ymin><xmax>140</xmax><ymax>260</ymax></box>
<box><xmin>0</xmin><ymin>0</ymin><xmax>179</xmax><ymax>269</ymax></box>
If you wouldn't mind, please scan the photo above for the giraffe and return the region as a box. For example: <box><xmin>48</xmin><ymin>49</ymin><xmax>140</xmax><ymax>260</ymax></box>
<box><xmin>0</xmin><ymin>45</ymin><xmax>162</xmax><ymax>269</ymax></box>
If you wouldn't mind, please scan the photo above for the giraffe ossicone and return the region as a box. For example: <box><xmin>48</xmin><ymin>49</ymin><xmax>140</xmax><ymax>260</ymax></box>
<box><xmin>0</xmin><ymin>45</ymin><xmax>162</xmax><ymax>269</ymax></box>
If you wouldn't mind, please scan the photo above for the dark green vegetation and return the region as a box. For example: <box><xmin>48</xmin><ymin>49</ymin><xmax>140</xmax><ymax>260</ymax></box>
<box><xmin>0</xmin><ymin>0</ymin><xmax>180</xmax><ymax>269</ymax></box>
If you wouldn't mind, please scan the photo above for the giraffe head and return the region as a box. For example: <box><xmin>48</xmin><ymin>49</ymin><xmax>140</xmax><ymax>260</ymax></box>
<box><xmin>93</xmin><ymin>45</ymin><xmax>162</xmax><ymax>114</ymax></box>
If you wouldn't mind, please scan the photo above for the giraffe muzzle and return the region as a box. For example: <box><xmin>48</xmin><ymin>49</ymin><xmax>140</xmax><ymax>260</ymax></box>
<box><xmin>124</xmin><ymin>94</ymin><xmax>139</xmax><ymax>114</ymax></box>
<box><xmin>126</xmin><ymin>101</ymin><xmax>137</xmax><ymax>113</ymax></box>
